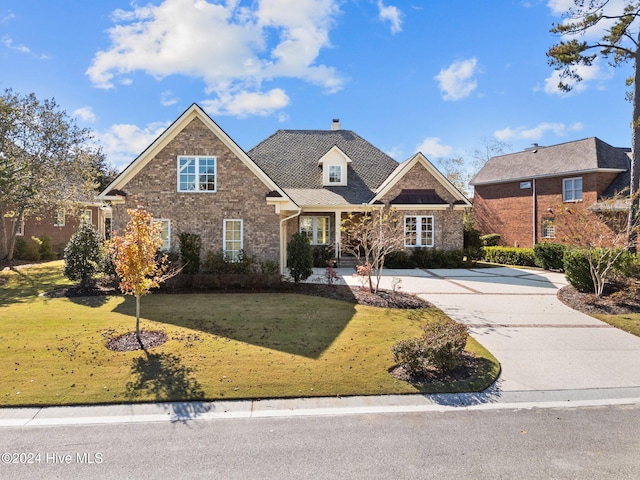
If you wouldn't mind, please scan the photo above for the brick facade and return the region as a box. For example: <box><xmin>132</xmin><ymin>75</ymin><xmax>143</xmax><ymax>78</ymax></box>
<box><xmin>113</xmin><ymin>117</ymin><xmax>281</xmax><ymax>262</ymax></box>
<box><xmin>474</xmin><ymin>171</ymin><xmax>621</xmax><ymax>248</ymax></box>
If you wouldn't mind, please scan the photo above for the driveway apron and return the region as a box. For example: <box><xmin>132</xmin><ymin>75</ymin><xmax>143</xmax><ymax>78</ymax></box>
<box><xmin>341</xmin><ymin>267</ymin><xmax>640</xmax><ymax>393</ymax></box>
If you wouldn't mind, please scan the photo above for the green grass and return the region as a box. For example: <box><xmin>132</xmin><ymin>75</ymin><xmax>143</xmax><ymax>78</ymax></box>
<box><xmin>0</xmin><ymin>262</ymin><xmax>499</xmax><ymax>406</ymax></box>
<box><xmin>594</xmin><ymin>313</ymin><xmax>640</xmax><ymax>338</ymax></box>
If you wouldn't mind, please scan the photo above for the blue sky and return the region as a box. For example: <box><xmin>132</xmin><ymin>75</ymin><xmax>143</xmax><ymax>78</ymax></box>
<box><xmin>0</xmin><ymin>0</ymin><xmax>634</xmax><ymax>174</ymax></box>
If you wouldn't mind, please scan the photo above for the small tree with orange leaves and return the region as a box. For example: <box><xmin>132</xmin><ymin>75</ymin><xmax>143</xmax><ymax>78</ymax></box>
<box><xmin>106</xmin><ymin>207</ymin><xmax>170</xmax><ymax>343</ymax></box>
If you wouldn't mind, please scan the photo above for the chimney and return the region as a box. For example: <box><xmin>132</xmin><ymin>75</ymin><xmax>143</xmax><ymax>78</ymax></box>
<box><xmin>331</xmin><ymin>118</ymin><xmax>341</xmax><ymax>131</ymax></box>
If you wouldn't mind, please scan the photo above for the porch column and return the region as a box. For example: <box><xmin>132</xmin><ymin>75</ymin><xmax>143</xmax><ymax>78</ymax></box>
<box><xmin>334</xmin><ymin>210</ymin><xmax>342</xmax><ymax>260</ymax></box>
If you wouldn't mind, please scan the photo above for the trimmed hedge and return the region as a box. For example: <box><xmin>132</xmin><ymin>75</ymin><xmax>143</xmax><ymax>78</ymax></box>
<box><xmin>480</xmin><ymin>234</ymin><xmax>501</xmax><ymax>247</ymax></box>
<box><xmin>483</xmin><ymin>246</ymin><xmax>537</xmax><ymax>267</ymax></box>
<box><xmin>534</xmin><ymin>242</ymin><xmax>568</xmax><ymax>271</ymax></box>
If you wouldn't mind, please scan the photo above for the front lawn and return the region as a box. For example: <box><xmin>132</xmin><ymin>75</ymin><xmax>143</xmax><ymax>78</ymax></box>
<box><xmin>0</xmin><ymin>262</ymin><xmax>499</xmax><ymax>406</ymax></box>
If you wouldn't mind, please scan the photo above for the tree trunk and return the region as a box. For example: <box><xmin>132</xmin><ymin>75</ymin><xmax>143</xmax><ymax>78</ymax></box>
<box><xmin>135</xmin><ymin>294</ymin><xmax>141</xmax><ymax>345</ymax></box>
<box><xmin>628</xmin><ymin>30</ymin><xmax>640</xmax><ymax>250</ymax></box>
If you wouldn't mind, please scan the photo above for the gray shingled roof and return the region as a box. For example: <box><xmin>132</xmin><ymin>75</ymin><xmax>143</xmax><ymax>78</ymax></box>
<box><xmin>247</xmin><ymin>129</ymin><xmax>399</xmax><ymax>205</ymax></box>
<box><xmin>470</xmin><ymin>137</ymin><xmax>630</xmax><ymax>186</ymax></box>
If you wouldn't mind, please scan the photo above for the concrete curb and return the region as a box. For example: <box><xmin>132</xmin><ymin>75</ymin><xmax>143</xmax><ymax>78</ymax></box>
<box><xmin>3</xmin><ymin>388</ymin><xmax>640</xmax><ymax>427</ymax></box>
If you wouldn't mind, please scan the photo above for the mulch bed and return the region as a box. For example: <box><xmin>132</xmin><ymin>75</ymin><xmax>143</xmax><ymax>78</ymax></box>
<box><xmin>106</xmin><ymin>331</ymin><xmax>168</xmax><ymax>352</ymax></box>
<box><xmin>389</xmin><ymin>352</ymin><xmax>481</xmax><ymax>385</ymax></box>
<box><xmin>557</xmin><ymin>283</ymin><xmax>640</xmax><ymax>315</ymax></box>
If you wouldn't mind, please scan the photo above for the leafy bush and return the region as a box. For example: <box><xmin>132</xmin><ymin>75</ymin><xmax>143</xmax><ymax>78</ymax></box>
<box><xmin>13</xmin><ymin>237</ymin><xmax>40</xmax><ymax>261</ymax></box>
<box><xmin>202</xmin><ymin>249</ymin><xmax>259</xmax><ymax>274</ymax></box>
<box><xmin>534</xmin><ymin>242</ymin><xmax>568</xmax><ymax>271</ymax></box>
<box><xmin>259</xmin><ymin>260</ymin><xmax>280</xmax><ymax>275</ymax></box>
<box><xmin>483</xmin><ymin>246</ymin><xmax>536</xmax><ymax>266</ymax></box>
<box><xmin>392</xmin><ymin>316</ymin><xmax>468</xmax><ymax>375</ymax></box>
<box><xmin>463</xmin><ymin>224</ymin><xmax>484</xmax><ymax>261</ymax></box>
<box><xmin>410</xmin><ymin>248</ymin><xmax>467</xmax><ymax>269</ymax></box>
<box><xmin>384</xmin><ymin>250</ymin><xmax>414</xmax><ymax>268</ymax></box>
<box><xmin>312</xmin><ymin>245</ymin><xmax>334</xmax><ymax>268</ymax></box>
<box><xmin>178</xmin><ymin>232</ymin><xmax>202</xmax><ymax>274</ymax></box>
<box><xmin>562</xmin><ymin>248</ymin><xmax>594</xmax><ymax>293</ymax></box>
<box><xmin>563</xmin><ymin>248</ymin><xmax>631</xmax><ymax>294</ymax></box>
<box><xmin>37</xmin><ymin>235</ymin><xmax>56</xmax><ymax>261</ymax></box>
<box><xmin>480</xmin><ymin>234</ymin><xmax>501</xmax><ymax>247</ymax></box>
<box><xmin>287</xmin><ymin>232</ymin><xmax>313</xmax><ymax>283</ymax></box>
<box><xmin>64</xmin><ymin>221</ymin><xmax>104</xmax><ymax>288</ymax></box>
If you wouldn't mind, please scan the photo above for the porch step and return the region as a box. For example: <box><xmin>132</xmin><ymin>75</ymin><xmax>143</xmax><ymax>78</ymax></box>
<box><xmin>337</xmin><ymin>256</ymin><xmax>359</xmax><ymax>269</ymax></box>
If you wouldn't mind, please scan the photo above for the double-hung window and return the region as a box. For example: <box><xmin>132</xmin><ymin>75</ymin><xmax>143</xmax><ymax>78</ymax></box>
<box><xmin>224</xmin><ymin>219</ymin><xmax>243</xmax><ymax>262</ymax></box>
<box><xmin>178</xmin><ymin>156</ymin><xmax>217</xmax><ymax>192</ymax></box>
<box><xmin>155</xmin><ymin>219</ymin><xmax>171</xmax><ymax>251</ymax></box>
<box><xmin>563</xmin><ymin>177</ymin><xmax>582</xmax><ymax>202</ymax></box>
<box><xmin>54</xmin><ymin>209</ymin><xmax>65</xmax><ymax>227</ymax></box>
<box><xmin>541</xmin><ymin>218</ymin><xmax>556</xmax><ymax>239</ymax></box>
<box><xmin>328</xmin><ymin>165</ymin><xmax>342</xmax><ymax>184</ymax></box>
<box><xmin>300</xmin><ymin>216</ymin><xmax>330</xmax><ymax>245</ymax></box>
<box><xmin>404</xmin><ymin>216</ymin><xmax>434</xmax><ymax>248</ymax></box>
<box><xmin>81</xmin><ymin>209</ymin><xmax>93</xmax><ymax>225</ymax></box>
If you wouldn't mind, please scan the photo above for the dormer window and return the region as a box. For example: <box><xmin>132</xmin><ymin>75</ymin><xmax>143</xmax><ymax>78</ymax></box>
<box><xmin>328</xmin><ymin>165</ymin><xmax>342</xmax><ymax>184</ymax></box>
<box><xmin>318</xmin><ymin>145</ymin><xmax>351</xmax><ymax>186</ymax></box>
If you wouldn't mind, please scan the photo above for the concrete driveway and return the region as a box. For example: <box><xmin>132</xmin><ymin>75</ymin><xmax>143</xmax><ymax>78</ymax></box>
<box><xmin>335</xmin><ymin>266</ymin><xmax>640</xmax><ymax>393</ymax></box>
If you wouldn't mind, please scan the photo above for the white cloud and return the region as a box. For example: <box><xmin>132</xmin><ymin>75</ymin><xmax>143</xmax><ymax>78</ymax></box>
<box><xmin>160</xmin><ymin>90</ymin><xmax>179</xmax><ymax>107</ymax></box>
<box><xmin>547</xmin><ymin>0</ymin><xmax>576</xmax><ymax>15</ymax></box>
<box><xmin>377</xmin><ymin>1</ymin><xmax>403</xmax><ymax>34</ymax></box>
<box><xmin>1</xmin><ymin>11</ymin><xmax>16</xmax><ymax>24</ymax></box>
<box><xmin>434</xmin><ymin>57</ymin><xmax>479</xmax><ymax>101</ymax></box>
<box><xmin>1</xmin><ymin>35</ymin><xmax>49</xmax><ymax>59</ymax></box>
<box><xmin>494</xmin><ymin>122</ymin><xmax>584</xmax><ymax>141</ymax></box>
<box><xmin>87</xmin><ymin>0</ymin><xmax>343</xmax><ymax>117</ymax></box>
<box><xmin>73</xmin><ymin>107</ymin><xmax>97</xmax><ymax>123</ymax></box>
<box><xmin>416</xmin><ymin>137</ymin><xmax>454</xmax><ymax>158</ymax></box>
<box><xmin>543</xmin><ymin>57</ymin><xmax>612</xmax><ymax>95</ymax></box>
<box><xmin>201</xmin><ymin>88</ymin><xmax>290</xmax><ymax>117</ymax></box>
<box><xmin>97</xmin><ymin>122</ymin><xmax>170</xmax><ymax>170</ymax></box>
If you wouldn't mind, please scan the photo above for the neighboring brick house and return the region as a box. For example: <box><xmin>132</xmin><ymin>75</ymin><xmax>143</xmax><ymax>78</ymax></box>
<box><xmin>99</xmin><ymin>104</ymin><xmax>471</xmax><ymax>272</ymax></box>
<box><xmin>470</xmin><ymin>137</ymin><xmax>631</xmax><ymax>248</ymax></box>
<box><xmin>4</xmin><ymin>203</ymin><xmax>111</xmax><ymax>257</ymax></box>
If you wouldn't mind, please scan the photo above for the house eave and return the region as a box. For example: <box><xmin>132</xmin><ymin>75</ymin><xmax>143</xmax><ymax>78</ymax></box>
<box><xmin>471</xmin><ymin>168</ymin><xmax>626</xmax><ymax>186</ymax></box>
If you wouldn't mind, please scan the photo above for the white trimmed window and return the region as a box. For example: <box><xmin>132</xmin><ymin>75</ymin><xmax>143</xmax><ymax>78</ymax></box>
<box><xmin>328</xmin><ymin>165</ymin><xmax>342</xmax><ymax>184</ymax></box>
<box><xmin>541</xmin><ymin>218</ymin><xmax>556</xmax><ymax>239</ymax></box>
<box><xmin>178</xmin><ymin>156</ymin><xmax>217</xmax><ymax>192</ymax></box>
<box><xmin>563</xmin><ymin>177</ymin><xmax>583</xmax><ymax>202</ymax></box>
<box><xmin>54</xmin><ymin>209</ymin><xmax>65</xmax><ymax>227</ymax></box>
<box><xmin>154</xmin><ymin>219</ymin><xmax>171</xmax><ymax>251</ymax></box>
<box><xmin>224</xmin><ymin>219</ymin><xmax>243</xmax><ymax>262</ymax></box>
<box><xmin>404</xmin><ymin>216</ymin><xmax>434</xmax><ymax>248</ymax></box>
<box><xmin>300</xmin><ymin>216</ymin><xmax>330</xmax><ymax>245</ymax></box>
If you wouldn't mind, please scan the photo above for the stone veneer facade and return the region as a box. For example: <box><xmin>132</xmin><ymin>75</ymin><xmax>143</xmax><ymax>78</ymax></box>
<box><xmin>112</xmin><ymin>117</ymin><xmax>281</xmax><ymax>262</ymax></box>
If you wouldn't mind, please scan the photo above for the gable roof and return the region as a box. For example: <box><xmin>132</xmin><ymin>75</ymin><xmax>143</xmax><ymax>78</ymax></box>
<box><xmin>470</xmin><ymin>137</ymin><xmax>630</xmax><ymax>186</ymax></box>
<box><xmin>248</xmin><ymin>129</ymin><xmax>399</xmax><ymax>205</ymax></box>
<box><xmin>98</xmin><ymin>104</ymin><xmax>292</xmax><ymax>206</ymax></box>
<box><xmin>372</xmin><ymin>152</ymin><xmax>471</xmax><ymax>207</ymax></box>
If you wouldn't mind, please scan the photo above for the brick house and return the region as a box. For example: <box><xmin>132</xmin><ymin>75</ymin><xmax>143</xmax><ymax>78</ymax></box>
<box><xmin>99</xmin><ymin>104</ymin><xmax>471</xmax><ymax>272</ymax></box>
<box><xmin>470</xmin><ymin>137</ymin><xmax>631</xmax><ymax>248</ymax></box>
<box><xmin>5</xmin><ymin>203</ymin><xmax>111</xmax><ymax>257</ymax></box>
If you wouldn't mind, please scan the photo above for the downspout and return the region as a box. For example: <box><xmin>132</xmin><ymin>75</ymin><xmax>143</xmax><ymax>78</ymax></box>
<box><xmin>279</xmin><ymin>208</ymin><xmax>302</xmax><ymax>274</ymax></box>
<box><xmin>532</xmin><ymin>178</ymin><xmax>537</xmax><ymax>247</ymax></box>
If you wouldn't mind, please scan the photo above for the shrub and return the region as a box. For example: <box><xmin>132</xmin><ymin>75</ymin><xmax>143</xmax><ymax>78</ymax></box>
<box><xmin>463</xmin><ymin>224</ymin><xmax>484</xmax><ymax>261</ymax></box>
<box><xmin>384</xmin><ymin>250</ymin><xmax>414</xmax><ymax>268</ymax></box>
<box><xmin>534</xmin><ymin>242</ymin><xmax>568</xmax><ymax>271</ymax></box>
<box><xmin>287</xmin><ymin>232</ymin><xmax>313</xmax><ymax>283</ymax></box>
<box><xmin>421</xmin><ymin>316</ymin><xmax>468</xmax><ymax>372</ymax></box>
<box><xmin>202</xmin><ymin>249</ymin><xmax>258</xmax><ymax>274</ymax></box>
<box><xmin>37</xmin><ymin>235</ymin><xmax>56</xmax><ymax>261</ymax></box>
<box><xmin>178</xmin><ymin>232</ymin><xmax>202</xmax><ymax>274</ymax></box>
<box><xmin>259</xmin><ymin>260</ymin><xmax>280</xmax><ymax>275</ymax></box>
<box><xmin>312</xmin><ymin>245</ymin><xmax>334</xmax><ymax>268</ymax></box>
<box><xmin>64</xmin><ymin>221</ymin><xmax>104</xmax><ymax>288</ymax></box>
<box><xmin>480</xmin><ymin>234</ymin><xmax>501</xmax><ymax>247</ymax></box>
<box><xmin>392</xmin><ymin>317</ymin><xmax>468</xmax><ymax>375</ymax></box>
<box><xmin>483</xmin><ymin>246</ymin><xmax>536</xmax><ymax>267</ymax></box>
<box><xmin>563</xmin><ymin>248</ymin><xmax>594</xmax><ymax>293</ymax></box>
<box><xmin>410</xmin><ymin>248</ymin><xmax>467</xmax><ymax>269</ymax></box>
<box><xmin>13</xmin><ymin>237</ymin><xmax>40</xmax><ymax>261</ymax></box>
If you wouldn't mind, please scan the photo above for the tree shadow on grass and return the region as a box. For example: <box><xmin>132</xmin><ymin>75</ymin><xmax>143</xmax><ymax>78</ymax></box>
<box><xmin>126</xmin><ymin>351</ymin><xmax>210</xmax><ymax>421</ymax></box>
<box><xmin>113</xmin><ymin>293</ymin><xmax>358</xmax><ymax>359</ymax></box>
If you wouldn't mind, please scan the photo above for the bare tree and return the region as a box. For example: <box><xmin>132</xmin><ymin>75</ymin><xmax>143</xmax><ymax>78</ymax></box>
<box><xmin>341</xmin><ymin>207</ymin><xmax>405</xmax><ymax>293</ymax></box>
